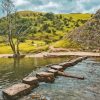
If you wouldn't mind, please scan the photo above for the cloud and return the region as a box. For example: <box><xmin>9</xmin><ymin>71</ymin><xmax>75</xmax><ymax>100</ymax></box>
<box><xmin>34</xmin><ymin>1</ymin><xmax>59</xmax><ymax>12</ymax></box>
<box><xmin>69</xmin><ymin>0</ymin><xmax>100</xmax><ymax>13</ymax></box>
<box><xmin>85</xmin><ymin>5</ymin><xmax>100</xmax><ymax>13</ymax></box>
<box><xmin>13</xmin><ymin>0</ymin><xmax>31</xmax><ymax>6</ymax></box>
<box><xmin>0</xmin><ymin>0</ymin><xmax>100</xmax><ymax>15</ymax></box>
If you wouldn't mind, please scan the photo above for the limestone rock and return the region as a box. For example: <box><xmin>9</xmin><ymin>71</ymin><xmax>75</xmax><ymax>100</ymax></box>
<box><xmin>3</xmin><ymin>83</ymin><xmax>31</xmax><ymax>100</ymax></box>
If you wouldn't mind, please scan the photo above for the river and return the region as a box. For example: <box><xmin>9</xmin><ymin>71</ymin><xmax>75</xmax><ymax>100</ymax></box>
<box><xmin>0</xmin><ymin>56</ymin><xmax>74</xmax><ymax>100</ymax></box>
<box><xmin>0</xmin><ymin>57</ymin><xmax>100</xmax><ymax>100</ymax></box>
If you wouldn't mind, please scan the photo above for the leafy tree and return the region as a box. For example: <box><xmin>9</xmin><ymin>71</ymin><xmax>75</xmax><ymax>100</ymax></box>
<box><xmin>44</xmin><ymin>12</ymin><xmax>54</xmax><ymax>20</ymax></box>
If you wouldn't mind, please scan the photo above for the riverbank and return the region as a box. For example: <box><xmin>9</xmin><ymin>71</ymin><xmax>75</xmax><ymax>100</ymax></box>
<box><xmin>0</xmin><ymin>51</ymin><xmax>100</xmax><ymax>58</ymax></box>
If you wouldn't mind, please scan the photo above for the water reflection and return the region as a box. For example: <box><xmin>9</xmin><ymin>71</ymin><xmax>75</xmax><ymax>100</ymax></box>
<box><xmin>0</xmin><ymin>57</ymin><xmax>72</xmax><ymax>89</ymax></box>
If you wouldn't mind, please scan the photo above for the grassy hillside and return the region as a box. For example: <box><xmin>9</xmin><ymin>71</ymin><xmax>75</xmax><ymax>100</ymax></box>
<box><xmin>0</xmin><ymin>11</ymin><xmax>91</xmax><ymax>54</ymax></box>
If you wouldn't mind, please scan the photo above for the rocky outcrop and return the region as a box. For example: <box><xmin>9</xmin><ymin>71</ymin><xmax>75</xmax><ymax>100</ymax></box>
<box><xmin>68</xmin><ymin>9</ymin><xmax>100</xmax><ymax>51</ymax></box>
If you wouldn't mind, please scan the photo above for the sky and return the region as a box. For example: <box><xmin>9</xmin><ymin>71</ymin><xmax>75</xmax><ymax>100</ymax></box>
<box><xmin>0</xmin><ymin>0</ymin><xmax>100</xmax><ymax>16</ymax></box>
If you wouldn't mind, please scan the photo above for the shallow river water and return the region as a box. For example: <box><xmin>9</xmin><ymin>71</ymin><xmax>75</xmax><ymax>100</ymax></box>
<box><xmin>0</xmin><ymin>57</ymin><xmax>100</xmax><ymax>100</ymax></box>
<box><xmin>0</xmin><ymin>56</ymin><xmax>73</xmax><ymax>99</ymax></box>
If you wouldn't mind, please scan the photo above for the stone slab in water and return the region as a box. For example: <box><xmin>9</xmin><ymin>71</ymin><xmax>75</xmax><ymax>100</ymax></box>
<box><xmin>74</xmin><ymin>56</ymin><xmax>87</xmax><ymax>62</ymax></box>
<box><xmin>3</xmin><ymin>83</ymin><xmax>31</xmax><ymax>99</ymax></box>
<box><xmin>23</xmin><ymin>77</ymin><xmax>39</xmax><ymax>88</ymax></box>
<box><xmin>36</xmin><ymin>72</ymin><xmax>55</xmax><ymax>83</ymax></box>
<box><xmin>50</xmin><ymin>65</ymin><xmax>63</xmax><ymax>71</ymax></box>
<box><xmin>59</xmin><ymin>56</ymin><xmax>87</xmax><ymax>68</ymax></box>
<box><xmin>47</xmin><ymin>69</ymin><xmax>58</xmax><ymax>76</ymax></box>
<box><xmin>36</xmin><ymin>72</ymin><xmax>54</xmax><ymax>77</ymax></box>
<box><xmin>69</xmin><ymin>57</ymin><xmax>87</xmax><ymax>66</ymax></box>
<box><xmin>59</xmin><ymin>62</ymin><xmax>73</xmax><ymax>68</ymax></box>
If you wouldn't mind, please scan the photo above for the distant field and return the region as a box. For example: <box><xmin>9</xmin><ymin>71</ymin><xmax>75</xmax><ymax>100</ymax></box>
<box><xmin>0</xmin><ymin>38</ymin><xmax>48</xmax><ymax>54</ymax></box>
<box><xmin>62</xmin><ymin>13</ymin><xmax>92</xmax><ymax>20</ymax></box>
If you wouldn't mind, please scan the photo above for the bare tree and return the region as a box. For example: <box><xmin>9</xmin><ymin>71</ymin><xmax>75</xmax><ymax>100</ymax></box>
<box><xmin>1</xmin><ymin>0</ymin><xmax>31</xmax><ymax>57</ymax></box>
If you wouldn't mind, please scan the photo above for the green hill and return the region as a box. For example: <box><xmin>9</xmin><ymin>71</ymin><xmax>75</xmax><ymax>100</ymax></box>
<box><xmin>67</xmin><ymin>9</ymin><xmax>100</xmax><ymax>51</ymax></box>
<box><xmin>0</xmin><ymin>11</ymin><xmax>91</xmax><ymax>53</ymax></box>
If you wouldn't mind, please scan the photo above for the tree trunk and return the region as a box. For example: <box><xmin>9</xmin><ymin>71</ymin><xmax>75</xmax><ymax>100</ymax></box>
<box><xmin>16</xmin><ymin>37</ymin><xmax>20</xmax><ymax>57</ymax></box>
<box><xmin>8</xmin><ymin>23</ymin><xmax>16</xmax><ymax>55</ymax></box>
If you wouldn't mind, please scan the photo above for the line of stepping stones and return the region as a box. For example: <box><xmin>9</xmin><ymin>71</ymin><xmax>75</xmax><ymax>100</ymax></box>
<box><xmin>2</xmin><ymin>56</ymin><xmax>87</xmax><ymax>100</ymax></box>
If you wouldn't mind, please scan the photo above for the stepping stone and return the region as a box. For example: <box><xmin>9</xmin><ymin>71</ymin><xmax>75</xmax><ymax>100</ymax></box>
<box><xmin>59</xmin><ymin>62</ymin><xmax>73</xmax><ymax>68</ymax></box>
<box><xmin>3</xmin><ymin>83</ymin><xmax>31</xmax><ymax>100</ymax></box>
<box><xmin>71</xmin><ymin>57</ymin><xmax>87</xmax><ymax>65</ymax></box>
<box><xmin>59</xmin><ymin>57</ymin><xmax>88</xmax><ymax>68</ymax></box>
<box><xmin>23</xmin><ymin>77</ymin><xmax>39</xmax><ymax>88</ymax></box>
<box><xmin>36</xmin><ymin>72</ymin><xmax>55</xmax><ymax>83</ymax></box>
<box><xmin>47</xmin><ymin>69</ymin><xmax>58</xmax><ymax>76</ymax></box>
<box><xmin>50</xmin><ymin>65</ymin><xmax>63</xmax><ymax>71</ymax></box>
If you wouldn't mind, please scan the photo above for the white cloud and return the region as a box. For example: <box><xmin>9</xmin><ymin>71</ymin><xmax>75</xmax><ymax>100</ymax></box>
<box><xmin>1</xmin><ymin>0</ymin><xmax>99</xmax><ymax>14</ymax></box>
<box><xmin>13</xmin><ymin>0</ymin><xmax>30</xmax><ymax>6</ymax></box>
<box><xmin>70</xmin><ymin>0</ymin><xmax>100</xmax><ymax>13</ymax></box>
<box><xmin>78</xmin><ymin>0</ymin><xmax>91</xmax><ymax>3</ymax></box>
<box><xmin>70</xmin><ymin>0</ymin><xmax>85</xmax><ymax>13</ymax></box>
<box><xmin>34</xmin><ymin>1</ymin><xmax>59</xmax><ymax>10</ymax></box>
<box><xmin>84</xmin><ymin>5</ymin><xmax>100</xmax><ymax>13</ymax></box>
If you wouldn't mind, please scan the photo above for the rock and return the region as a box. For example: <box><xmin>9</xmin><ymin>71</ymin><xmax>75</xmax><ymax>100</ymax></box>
<box><xmin>3</xmin><ymin>83</ymin><xmax>31</xmax><ymax>100</ymax></box>
<box><xmin>59</xmin><ymin>62</ymin><xmax>73</xmax><ymax>69</ymax></box>
<box><xmin>50</xmin><ymin>65</ymin><xmax>63</xmax><ymax>71</ymax></box>
<box><xmin>8</xmin><ymin>55</ymin><xmax>26</xmax><ymax>58</ymax></box>
<box><xmin>59</xmin><ymin>56</ymin><xmax>88</xmax><ymax>69</ymax></box>
<box><xmin>47</xmin><ymin>69</ymin><xmax>58</xmax><ymax>76</ymax></box>
<box><xmin>69</xmin><ymin>57</ymin><xmax>87</xmax><ymax>65</ymax></box>
<box><xmin>36</xmin><ymin>72</ymin><xmax>55</xmax><ymax>83</ymax></box>
<box><xmin>31</xmin><ymin>93</ymin><xmax>47</xmax><ymax>100</ymax></box>
<box><xmin>31</xmin><ymin>94</ymin><xmax>41</xmax><ymax>99</ymax></box>
<box><xmin>22</xmin><ymin>77</ymin><xmax>39</xmax><ymax>88</ymax></box>
<box><xmin>19</xmin><ymin>94</ymin><xmax>48</xmax><ymax>100</ymax></box>
<box><xmin>58</xmin><ymin>71</ymin><xmax>85</xmax><ymax>80</ymax></box>
<box><xmin>87</xmin><ymin>84</ymin><xmax>100</xmax><ymax>94</ymax></box>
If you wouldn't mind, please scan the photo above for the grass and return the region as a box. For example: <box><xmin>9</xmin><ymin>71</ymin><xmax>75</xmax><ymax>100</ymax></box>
<box><xmin>0</xmin><ymin>45</ymin><xmax>12</xmax><ymax>54</ymax></box>
<box><xmin>0</xmin><ymin>38</ymin><xmax>48</xmax><ymax>54</ymax></box>
<box><xmin>19</xmin><ymin>40</ymin><xmax>47</xmax><ymax>53</ymax></box>
<box><xmin>52</xmin><ymin>39</ymin><xmax>81</xmax><ymax>49</ymax></box>
<box><xmin>62</xmin><ymin>13</ymin><xmax>92</xmax><ymax>20</ymax></box>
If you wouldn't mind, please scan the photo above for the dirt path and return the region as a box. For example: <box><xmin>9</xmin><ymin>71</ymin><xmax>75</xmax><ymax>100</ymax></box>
<box><xmin>43</xmin><ymin>52</ymin><xmax>100</xmax><ymax>57</ymax></box>
<box><xmin>0</xmin><ymin>52</ymin><xmax>100</xmax><ymax>58</ymax></box>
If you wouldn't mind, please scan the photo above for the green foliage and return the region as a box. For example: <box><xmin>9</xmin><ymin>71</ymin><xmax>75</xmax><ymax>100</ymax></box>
<box><xmin>0</xmin><ymin>11</ymin><xmax>92</xmax><ymax>53</ymax></box>
<box><xmin>0</xmin><ymin>11</ymin><xmax>91</xmax><ymax>43</ymax></box>
<box><xmin>53</xmin><ymin>39</ymin><xmax>81</xmax><ymax>49</ymax></box>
